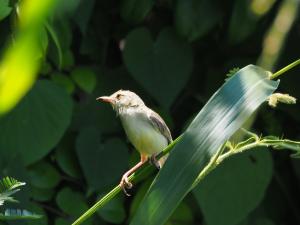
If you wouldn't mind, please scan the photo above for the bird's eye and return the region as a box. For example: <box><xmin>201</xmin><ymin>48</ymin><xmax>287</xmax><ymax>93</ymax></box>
<box><xmin>116</xmin><ymin>94</ymin><xmax>123</xmax><ymax>99</ymax></box>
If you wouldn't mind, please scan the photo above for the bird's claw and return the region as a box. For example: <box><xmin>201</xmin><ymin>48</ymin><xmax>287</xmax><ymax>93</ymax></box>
<box><xmin>120</xmin><ymin>175</ymin><xmax>133</xmax><ymax>196</ymax></box>
<box><xmin>150</xmin><ymin>154</ymin><xmax>161</xmax><ymax>170</ymax></box>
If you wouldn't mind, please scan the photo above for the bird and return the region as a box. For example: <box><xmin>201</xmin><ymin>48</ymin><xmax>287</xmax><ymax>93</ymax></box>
<box><xmin>96</xmin><ymin>90</ymin><xmax>172</xmax><ymax>195</ymax></box>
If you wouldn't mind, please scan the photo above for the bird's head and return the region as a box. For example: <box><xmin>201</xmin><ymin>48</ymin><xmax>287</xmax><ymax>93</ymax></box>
<box><xmin>97</xmin><ymin>90</ymin><xmax>145</xmax><ymax>113</ymax></box>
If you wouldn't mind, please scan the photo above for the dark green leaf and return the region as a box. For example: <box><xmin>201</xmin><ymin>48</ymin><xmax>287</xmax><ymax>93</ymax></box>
<box><xmin>123</xmin><ymin>27</ymin><xmax>193</xmax><ymax>108</ymax></box>
<box><xmin>51</xmin><ymin>72</ymin><xmax>75</xmax><ymax>94</ymax></box>
<box><xmin>193</xmin><ymin>149</ymin><xmax>273</xmax><ymax>225</ymax></box>
<box><xmin>55</xmin><ymin>134</ymin><xmax>81</xmax><ymax>178</ymax></box>
<box><xmin>55</xmin><ymin>0</ymin><xmax>81</xmax><ymax>16</ymax></box>
<box><xmin>97</xmin><ymin>194</ymin><xmax>126</xmax><ymax>224</ymax></box>
<box><xmin>47</xmin><ymin>20</ymin><xmax>72</xmax><ymax>69</ymax></box>
<box><xmin>71</xmin><ymin>67</ymin><xmax>97</xmax><ymax>93</ymax></box>
<box><xmin>121</xmin><ymin>0</ymin><xmax>154</xmax><ymax>24</ymax></box>
<box><xmin>228</xmin><ymin>0</ymin><xmax>261</xmax><ymax>44</ymax></box>
<box><xmin>46</xmin><ymin>22</ymin><xmax>63</xmax><ymax>69</ymax></box>
<box><xmin>130</xmin><ymin>65</ymin><xmax>279</xmax><ymax>225</ymax></box>
<box><xmin>0</xmin><ymin>0</ymin><xmax>11</xmax><ymax>21</ymax></box>
<box><xmin>28</xmin><ymin>161</ymin><xmax>61</xmax><ymax>189</ymax></box>
<box><xmin>29</xmin><ymin>186</ymin><xmax>55</xmax><ymax>202</ymax></box>
<box><xmin>0</xmin><ymin>80</ymin><xmax>73</xmax><ymax>165</ymax></box>
<box><xmin>175</xmin><ymin>0</ymin><xmax>221</xmax><ymax>41</ymax></box>
<box><xmin>55</xmin><ymin>218</ymin><xmax>69</xmax><ymax>225</ymax></box>
<box><xmin>56</xmin><ymin>187</ymin><xmax>91</xmax><ymax>225</ymax></box>
<box><xmin>73</xmin><ymin>0</ymin><xmax>95</xmax><ymax>34</ymax></box>
<box><xmin>166</xmin><ymin>202</ymin><xmax>194</xmax><ymax>225</ymax></box>
<box><xmin>76</xmin><ymin>127</ymin><xmax>129</xmax><ymax>191</ymax></box>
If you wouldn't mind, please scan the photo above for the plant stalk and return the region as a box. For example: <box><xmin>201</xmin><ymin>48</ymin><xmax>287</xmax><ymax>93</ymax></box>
<box><xmin>270</xmin><ymin>58</ymin><xmax>300</xmax><ymax>79</ymax></box>
<box><xmin>71</xmin><ymin>135</ymin><xmax>183</xmax><ymax>225</ymax></box>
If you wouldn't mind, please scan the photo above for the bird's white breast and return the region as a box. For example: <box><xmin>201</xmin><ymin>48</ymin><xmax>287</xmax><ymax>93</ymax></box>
<box><xmin>119</xmin><ymin>108</ymin><xmax>168</xmax><ymax>156</ymax></box>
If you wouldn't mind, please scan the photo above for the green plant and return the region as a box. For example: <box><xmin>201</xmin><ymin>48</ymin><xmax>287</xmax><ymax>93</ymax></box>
<box><xmin>72</xmin><ymin>60</ymin><xmax>300</xmax><ymax>225</ymax></box>
<box><xmin>0</xmin><ymin>177</ymin><xmax>42</xmax><ymax>220</ymax></box>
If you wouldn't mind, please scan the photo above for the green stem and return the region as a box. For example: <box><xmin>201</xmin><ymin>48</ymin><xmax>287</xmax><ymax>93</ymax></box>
<box><xmin>191</xmin><ymin>142</ymin><xmax>226</xmax><ymax>189</ymax></box>
<box><xmin>270</xmin><ymin>58</ymin><xmax>300</xmax><ymax>79</ymax></box>
<box><xmin>72</xmin><ymin>129</ymin><xmax>300</xmax><ymax>225</ymax></box>
<box><xmin>71</xmin><ymin>135</ymin><xmax>183</xmax><ymax>225</ymax></box>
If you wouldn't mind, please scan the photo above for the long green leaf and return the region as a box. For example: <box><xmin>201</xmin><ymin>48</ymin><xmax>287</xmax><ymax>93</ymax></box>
<box><xmin>0</xmin><ymin>209</ymin><xmax>42</xmax><ymax>220</ymax></box>
<box><xmin>130</xmin><ymin>65</ymin><xmax>279</xmax><ymax>225</ymax></box>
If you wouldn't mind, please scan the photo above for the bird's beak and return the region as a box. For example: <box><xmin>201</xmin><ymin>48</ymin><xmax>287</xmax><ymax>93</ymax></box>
<box><xmin>96</xmin><ymin>96</ymin><xmax>115</xmax><ymax>104</ymax></box>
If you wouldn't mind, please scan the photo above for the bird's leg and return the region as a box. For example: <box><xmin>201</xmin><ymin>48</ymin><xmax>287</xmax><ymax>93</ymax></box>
<box><xmin>120</xmin><ymin>154</ymin><xmax>148</xmax><ymax>196</ymax></box>
<box><xmin>150</xmin><ymin>154</ymin><xmax>161</xmax><ymax>170</ymax></box>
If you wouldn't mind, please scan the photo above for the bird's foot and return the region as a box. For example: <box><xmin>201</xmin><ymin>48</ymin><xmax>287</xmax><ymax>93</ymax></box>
<box><xmin>150</xmin><ymin>154</ymin><xmax>161</xmax><ymax>170</ymax></box>
<box><xmin>120</xmin><ymin>174</ymin><xmax>133</xmax><ymax>196</ymax></box>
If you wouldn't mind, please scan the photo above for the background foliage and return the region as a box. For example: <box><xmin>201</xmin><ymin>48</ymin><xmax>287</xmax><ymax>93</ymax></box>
<box><xmin>0</xmin><ymin>0</ymin><xmax>300</xmax><ymax>225</ymax></box>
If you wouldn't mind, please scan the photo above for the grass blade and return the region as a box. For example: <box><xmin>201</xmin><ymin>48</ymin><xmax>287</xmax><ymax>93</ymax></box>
<box><xmin>130</xmin><ymin>65</ymin><xmax>279</xmax><ymax>225</ymax></box>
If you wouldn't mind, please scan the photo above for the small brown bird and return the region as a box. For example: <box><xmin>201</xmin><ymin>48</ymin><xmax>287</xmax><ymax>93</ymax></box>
<box><xmin>97</xmin><ymin>90</ymin><xmax>172</xmax><ymax>195</ymax></box>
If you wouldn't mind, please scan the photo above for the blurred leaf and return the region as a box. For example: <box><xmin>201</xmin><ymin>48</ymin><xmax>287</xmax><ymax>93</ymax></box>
<box><xmin>0</xmin><ymin>0</ymin><xmax>11</xmax><ymax>21</ymax></box>
<box><xmin>123</xmin><ymin>27</ymin><xmax>193</xmax><ymax>108</ymax></box>
<box><xmin>40</xmin><ymin>62</ymin><xmax>53</xmax><ymax>75</ymax></box>
<box><xmin>73</xmin><ymin>0</ymin><xmax>95</xmax><ymax>34</ymax></box>
<box><xmin>166</xmin><ymin>202</ymin><xmax>194</xmax><ymax>225</ymax></box>
<box><xmin>37</xmin><ymin>27</ymin><xmax>49</xmax><ymax>58</ymax></box>
<box><xmin>0</xmin><ymin>0</ymin><xmax>56</xmax><ymax>115</ymax></box>
<box><xmin>55</xmin><ymin>133</ymin><xmax>81</xmax><ymax>178</ymax></box>
<box><xmin>55</xmin><ymin>0</ymin><xmax>81</xmax><ymax>16</ymax></box>
<box><xmin>130</xmin><ymin>65</ymin><xmax>279</xmax><ymax>225</ymax></box>
<box><xmin>55</xmin><ymin>218</ymin><xmax>69</xmax><ymax>225</ymax></box>
<box><xmin>29</xmin><ymin>186</ymin><xmax>55</xmax><ymax>202</ymax></box>
<box><xmin>0</xmin><ymin>209</ymin><xmax>42</xmax><ymax>220</ymax></box>
<box><xmin>47</xmin><ymin>20</ymin><xmax>72</xmax><ymax>69</ymax></box>
<box><xmin>28</xmin><ymin>161</ymin><xmax>61</xmax><ymax>189</ymax></box>
<box><xmin>193</xmin><ymin>149</ymin><xmax>273</xmax><ymax>225</ymax></box>
<box><xmin>61</xmin><ymin>49</ymin><xmax>75</xmax><ymax>70</ymax></box>
<box><xmin>97</xmin><ymin>194</ymin><xmax>126</xmax><ymax>224</ymax></box>
<box><xmin>72</xmin><ymin>95</ymin><xmax>120</xmax><ymax>133</ymax></box>
<box><xmin>51</xmin><ymin>72</ymin><xmax>75</xmax><ymax>94</ymax></box>
<box><xmin>175</xmin><ymin>0</ymin><xmax>221</xmax><ymax>41</ymax></box>
<box><xmin>0</xmin><ymin>80</ymin><xmax>73</xmax><ymax>165</ymax></box>
<box><xmin>71</xmin><ymin>67</ymin><xmax>97</xmax><ymax>93</ymax></box>
<box><xmin>56</xmin><ymin>187</ymin><xmax>91</xmax><ymax>225</ymax></box>
<box><xmin>121</xmin><ymin>0</ymin><xmax>154</xmax><ymax>24</ymax></box>
<box><xmin>45</xmin><ymin>22</ymin><xmax>63</xmax><ymax>69</ymax></box>
<box><xmin>130</xmin><ymin>178</ymin><xmax>153</xmax><ymax>217</ymax></box>
<box><xmin>228</xmin><ymin>0</ymin><xmax>261</xmax><ymax>44</ymax></box>
<box><xmin>76</xmin><ymin>127</ymin><xmax>129</xmax><ymax>191</ymax></box>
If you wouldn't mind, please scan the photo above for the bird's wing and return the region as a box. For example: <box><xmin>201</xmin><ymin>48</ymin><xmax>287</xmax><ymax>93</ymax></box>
<box><xmin>148</xmin><ymin>110</ymin><xmax>172</xmax><ymax>144</ymax></box>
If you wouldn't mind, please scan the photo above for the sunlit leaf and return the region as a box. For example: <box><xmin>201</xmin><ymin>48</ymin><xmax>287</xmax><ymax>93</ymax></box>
<box><xmin>0</xmin><ymin>0</ymin><xmax>56</xmax><ymax>115</ymax></box>
<box><xmin>130</xmin><ymin>65</ymin><xmax>279</xmax><ymax>225</ymax></box>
